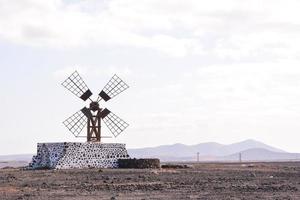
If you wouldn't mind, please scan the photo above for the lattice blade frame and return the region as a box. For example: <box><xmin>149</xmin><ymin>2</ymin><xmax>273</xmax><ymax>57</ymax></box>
<box><xmin>62</xmin><ymin>71</ymin><xmax>93</xmax><ymax>101</ymax></box>
<box><xmin>98</xmin><ymin>74</ymin><xmax>129</xmax><ymax>102</ymax></box>
<box><xmin>63</xmin><ymin>109</ymin><xmax>87</xmax><ymax>137</ymax></box>
<box><xmin>102</xmin><ymin>110</ymin><xmax>129</xmax><ymax>137</ymax></box>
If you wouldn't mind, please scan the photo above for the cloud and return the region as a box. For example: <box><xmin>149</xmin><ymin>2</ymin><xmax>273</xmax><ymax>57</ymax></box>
<box><xmin>1</xmin><ymin>0</ymin><xmax>300</xmax><ymax>59</ymax></box>
<box><xmin>53</xmin><ymin>65</ymin><xmax>133</xmax><ymax>81</ymax></box>
<box><xmin>52</xmin><ymin>66</ymin><xmax>88</xmax><ymax>80</ymax></box>
<box><xmin>3</xmin><ymin>1</ymin><xmax>300</xmax><ymax>153</ymax></box>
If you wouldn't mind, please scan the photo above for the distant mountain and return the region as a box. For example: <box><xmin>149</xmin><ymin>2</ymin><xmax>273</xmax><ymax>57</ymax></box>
<box><xmin>0</xmin><ymin>154</ymin><xmax>33</xmax><ymax>162</ymax></box>
<box><xmin>128</xmin><ymin>142</ymin><xmax>223</xmax><ymax>158</ymax></box>
<box><xmin>216</xmin><ymin>139</ymin><xmax>284</xmax><ymax>156</ymax></box>
<box><xmin>0</xmin><ymin>154</ymin><xmax>33</xmax><ymax>168</ymax></box>
<box><xmin>219</xmin><ymin>148</ymin><xmax>300</xmax><ymax>161</ymax></box>
<box><xmin>128</xmin><ymin>139</ymin><xmax>293</xmax><ymax>162</ymax></box>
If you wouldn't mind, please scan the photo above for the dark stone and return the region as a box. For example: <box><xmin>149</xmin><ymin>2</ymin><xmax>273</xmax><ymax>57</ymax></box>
<box><xmin>118</xmin><ymin>158</ymin><xmax>160</xmax><ymax>169</ymax></box>
<box><xmin>161</xmin><ymin>164</ymin><xmax>190</xmax><ymax>169</ymax></box>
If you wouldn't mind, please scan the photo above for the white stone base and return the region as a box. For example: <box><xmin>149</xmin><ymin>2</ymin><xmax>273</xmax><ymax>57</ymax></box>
<box><xmin>29</xmin><ymin>142</ymin><xmax>130</xmax><ymax>169</ymax></box>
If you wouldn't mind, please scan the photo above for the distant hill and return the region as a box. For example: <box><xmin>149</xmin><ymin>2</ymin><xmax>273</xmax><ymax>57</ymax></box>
<box><xmin>0</xmin><ymin>154</ymin><xmax>33</xmax><ymax>162</ymax></box>
<box><xmin>0</xmin><ymin>154</ymin><xmax>33</xmax><ymax>168</ymax></box>
<box><xmin>219</xmin><ymin>148</ymin><xmax>300</xmax><ymax>161</ymax></box>
<box><xmin>128</xmin><ymin>139</ymin><xmax>295</xmax><ymax>162</ymax></box>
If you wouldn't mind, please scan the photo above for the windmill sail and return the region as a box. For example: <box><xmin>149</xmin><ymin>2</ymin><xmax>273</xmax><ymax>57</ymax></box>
<box><xmin>98</xmin><ymin>74</ymin><xmax>129</xmax><ymax>102</ymax></box>
<box><xmin>81</xmin><ymin>107</ymin><xmax>93</xmax><ymax>119</ymax></box>
<box><xmin>102</xmin><ymin>109</ymin><xmax>129</xmax><ymax>137</ymax></box>
<box><xmin>61</xmin><ymin>71</ymin><xmax>92</xmax><ymax>101</ymax></box>
<box><xmin>63</xmin><ymin>110</ymin><xmax>87</xmax><ymax>137</ymax></box>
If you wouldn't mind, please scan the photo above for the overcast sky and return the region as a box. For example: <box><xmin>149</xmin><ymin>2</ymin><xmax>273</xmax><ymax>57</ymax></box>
<box><xmin>1</xmin><ymin>0</ymin><xmax>300</xmax><ymax>154</ymax></box>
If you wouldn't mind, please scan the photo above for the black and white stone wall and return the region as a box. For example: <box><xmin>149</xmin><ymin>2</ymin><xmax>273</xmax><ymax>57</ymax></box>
<box><xmin>29</xmin><ymin>142</ymin><xmax>130</xmax><ymax>169</ymax></box>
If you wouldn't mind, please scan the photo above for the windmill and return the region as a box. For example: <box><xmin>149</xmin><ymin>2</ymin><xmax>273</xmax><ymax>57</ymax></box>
<box><xmin>61</xmin><ymin>71</ymin><xmax>129</xmax><ymax>142</ymax></box>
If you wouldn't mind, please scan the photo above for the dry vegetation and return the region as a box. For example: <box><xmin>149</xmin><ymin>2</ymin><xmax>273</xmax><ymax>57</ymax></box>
<box><xmin>0</xmin><ymin>162</ymin><xmax>300</xmax><ymax>199</ymax></box>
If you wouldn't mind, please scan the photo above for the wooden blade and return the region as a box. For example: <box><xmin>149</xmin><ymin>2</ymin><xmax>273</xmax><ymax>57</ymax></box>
<box><xmin>98</xmin><ymin>74</ymin><xmax>129</xmax><ymax>102</ymax></box>
<box><xmin>63</xmin><ymin>109</ymin><xmax>87</xmax><ymax>137</ymax></box>
<box><xmin>102</xmin><ymin>110</ymin><xmax>129</xmax><ymax>137</ymax></box>
<box><xmin>81</xmin><ymin>107</ymin><xmax>93</xmax><ymax>119</ymax></box>
<box><xmin>61</xmin><ymin>71</ymin><xmax>93</xmax><ymax>101</ymax></box>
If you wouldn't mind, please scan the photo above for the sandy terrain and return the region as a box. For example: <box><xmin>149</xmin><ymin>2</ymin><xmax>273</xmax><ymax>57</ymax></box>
<box><xmin>0</xmin><ymin>162</ymin><xmax>299</xmax><ymax>200</ymax></box>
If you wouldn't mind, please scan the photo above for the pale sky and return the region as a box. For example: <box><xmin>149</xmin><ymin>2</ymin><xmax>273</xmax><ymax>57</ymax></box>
<box><xmin>1</xmin><ymin>0</ymin><xmax>300</xmax><ymax>154</ymax></box>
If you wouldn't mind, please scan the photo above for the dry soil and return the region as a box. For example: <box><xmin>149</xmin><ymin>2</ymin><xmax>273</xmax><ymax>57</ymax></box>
<box><xmin>0</xmin><ymin>162</ymin><xmax>300</xmax><ymax>199</ymax></box>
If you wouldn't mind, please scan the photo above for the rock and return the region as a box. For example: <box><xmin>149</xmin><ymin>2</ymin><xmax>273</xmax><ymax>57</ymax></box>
<box><xmin>161</xmin><ymin>164</ymin><xmax>190</xmax><ymax>169</ymax></box>
<box><xmin>118</xmin><ymin>158</ymin><xmax>160</xmax><ymax>169</ymax></box>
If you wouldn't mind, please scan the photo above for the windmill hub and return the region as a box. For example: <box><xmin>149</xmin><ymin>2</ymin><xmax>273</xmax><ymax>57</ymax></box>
<box><xmin>90</xmin><ymin>101</ymin><xmax>100</xmax><ymax>111</ymax></box>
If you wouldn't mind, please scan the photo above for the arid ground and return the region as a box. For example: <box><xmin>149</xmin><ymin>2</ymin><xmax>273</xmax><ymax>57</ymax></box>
<box><xmin>0</xmin><ymin>162</ymin><xmax>299</xmax><ymax>200</ymax></box>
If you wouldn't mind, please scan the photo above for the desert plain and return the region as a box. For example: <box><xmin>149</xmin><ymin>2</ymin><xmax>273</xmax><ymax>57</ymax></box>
<box><xmin>0</xmin><ymin>162</ymin><xmax>299</xmax><ymax>200</ymax></box>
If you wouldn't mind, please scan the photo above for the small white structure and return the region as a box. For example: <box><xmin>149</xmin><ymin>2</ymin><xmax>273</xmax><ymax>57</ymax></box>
<box><xmin>29</xmin><ymin>142</ymin><xmax>130</xmax><ymax>169</ymax></box>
